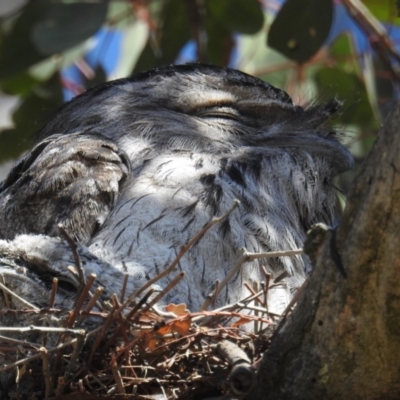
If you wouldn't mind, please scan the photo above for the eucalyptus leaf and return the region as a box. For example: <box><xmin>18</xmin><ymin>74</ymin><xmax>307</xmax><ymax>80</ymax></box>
<box><xmin>0</xmin><ymin>74</ymin><xmax>63</xmax><ymax>163</ymax></box>
<box><xmin>315</xmin><ymin>67</ymin><xmax>376</xmax><ymax>127</ymax></box>
<box><xmin>362</xmin><ymin>0</ymin><xmax>398</xmax><ymax>22</ymax></box>
<box><xmin>224</xmin><ymin>0</ymin><xmax>264</xmax><ymax>34</ymax></box>
<box><xmin>268</xmin><ymin>0</ymin><xmax>333</xmax><ymax>63</ymax></box>
<box><xmin>206</xmin><ymin>0</ymin><xmax>264</xmax><ymax>35</ymax></box>
<box><xmin>0</xmin><ymin>73</ymin><xmax>41</xmax><ymax>97</ymax></box>
<box><xmin>31</xmin><ymin>2</ymin><xmax>108</xmax><ymax>55</ymax></box>
<box><xmin>0</xmin><ymin>1</ymin><xmax>48</xmax><ymax>79</ymax></box>
<box><xmin>158</xmin><ymin>0</ymin><xmax>191</xmax><ymax>63</ymax></box>
<box><xmin>113</xmin><ymin>21</ymin><xmax>149</xmax><ymax>78</ymax></box>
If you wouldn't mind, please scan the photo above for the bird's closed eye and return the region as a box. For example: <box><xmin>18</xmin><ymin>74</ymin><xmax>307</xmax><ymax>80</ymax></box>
<box><xmin>196</xmin><ymin>106</ymin><xmax>240</xmax><ymax>122</ymax></box>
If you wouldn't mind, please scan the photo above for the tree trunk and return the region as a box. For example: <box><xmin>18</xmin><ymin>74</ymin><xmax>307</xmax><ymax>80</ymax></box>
<box><xmin>251</xmin><ymin>103</ymin><xmax>400</xmax><ymax>399</ymax></box>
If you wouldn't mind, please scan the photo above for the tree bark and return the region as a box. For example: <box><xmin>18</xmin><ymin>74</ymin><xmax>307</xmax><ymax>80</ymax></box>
<box><xmin>251</xmin><ymin>103</ymin><xmax>400</xmax><ymax>399</ymax></box>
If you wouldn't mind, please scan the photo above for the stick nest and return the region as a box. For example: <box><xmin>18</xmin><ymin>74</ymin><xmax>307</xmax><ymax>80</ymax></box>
<box><xmin>0</xmin><ymin>278</ymin><xmax>281</xmax><ymax>400</ymax></box>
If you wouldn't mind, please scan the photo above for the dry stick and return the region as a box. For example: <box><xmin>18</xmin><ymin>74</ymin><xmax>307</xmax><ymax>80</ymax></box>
<box><xmin>125</xmin><ymin>288</ymin><xmax>155</xmax><ymax>321</ymax></box>
<box><xmin>212</xmin><ymin>280</ymin><xmax>220</xmax><ymax>309</ymax></box>
<box><xmin>110</xmin><ymin>354</ymin><xmax>126</xmax><ymax>394</ymax></box>
<box><xmin>0</xmin><ymin>274</ymin><xmax>11</xmax><ymax>308</ymax></box>
<box><xmin>235</xmin><ymin>302</ymin><xmax>274</xmax><ymax>314</ymax></box>
<box><xmin>133</xmin><ymin>272</ymin><xmax>185</xmax><ymax>321</ymax></box>
<box><xmin>40</xmin><ymin>347</ymin><xmax>53</xmax><ymax>398</ymax></box>
<box><xmin>217</xmin><ymin>340</ymin><xmax>255</xmax><ymax>397</ymax></box>
<box><xmin>55</xmin><ymin>377</ymin><xmax>65</xmax><ymax>397</ymax></box>
<box><xmin>0</xmin><ymin>325</ymin><xmax>103</xmax><ymax>373</ymax></box>
<box><xmin>117</xmin><ymin>200</ymin><xmax>240</xmax><ymax>315</ymax></box>
<box><xmin>260</xmin><ymin>281</ymin><xmax>267</xmax><ymax>325</ymax></box>
<box><xmin>197</xmin><ymin>289</ymin><xmax>276</xmax><ymax>327</ymax></box>
<box><xmin>342</xmin><ymin>0</ymin><xmax>400</xmax><ymax>64</ymax></box>
<box><xmin>76</xmin><ymin>286</ymin><xmax>104</xmax><ymax>326</ymax></box>
<box><xmin>243</xmin><ymin>282</ymin><xmax>264</xmax><ymax>307</ymax></box>
<box><xmin>49</xmin><ymin>278</ymin><xmax>58</xmax><ymax>308</ymax></box>
<box><xmin>272</xmin><ymin>270</ymin><xmax>290</xmax><ymax>284</ymax></box>
<box><xmin>88</xmin><ymin>299</ymin><xmax>118</xmax><ymax>365</ymax></box>
<box><xmin>342</xmin><ymin>0</ymin><xmax>400</xmax><ymax>83</ymax></box>
<box><xmin>0</xmin><ymin>326</ymin><xmax>86</xmax><ymax>335</ymax></box>
<box><xmin>261</xmin><ymin>266</ymin><xmax>271</xmax><ymax>309</ymax></box>
<box><xmin>203</xmin><ymin>289</ymin><xmax>265</xmax><ymax>317</ymax></box>
<box><xmin>201</xmin><ymin>248</ymin><xmax>304</xmax><ymax>311</ymax></box>
<box><xmin>0</xmin><ymin>279</ymin><xmax>40</xmax><ymax>311</ymax></box>
<box><xmin>120</xmin><ymin>274</ymin><xmax>129</xmax><ymax>303</ymax></box>
<box><xmin>58</xmin><ymin>223</ymin><xmax>86</xmax><ymax>286</ymax></box>
<box><xmin>64</xmin><ymin>333</ymin><xmax>86</xmax><ymax>380</ymax></box>
<box><xmin>0</xmin><ymin>334</ymin><xmax>39</xmax><ymax>349</ymax></box>
<box><xmin>66</xmin><ymin>273</ymin><xmax>97</xmax><ymax>328</ymax></box>
<box><xmin>253</xmin><ymin>281</ymin><xmax>259</xmax><ymax>333</ymax></box>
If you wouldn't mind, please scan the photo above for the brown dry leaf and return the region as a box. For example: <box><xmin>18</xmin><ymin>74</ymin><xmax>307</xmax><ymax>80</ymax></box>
<box><xmin>165</xmin><ymin>303</ymin><xmax>189</xmax><ymax>316</ymax></box>
<box><xmin>156</xmin><ymin>325</ymin><xmax>172</xmax><ymax>335</ymax></box>
<box><xmin>143</xmin><ymin>332</ymin><xmax>159</xmax><ymax>351</ymax></box>
<box><xmin>171</xmin><ymin>318</ymin><xmax>192</xmax><ymax>336</ymax></box>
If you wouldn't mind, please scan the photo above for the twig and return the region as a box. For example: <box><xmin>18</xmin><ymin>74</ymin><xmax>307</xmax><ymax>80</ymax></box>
<box><xmin>216</xmin><ymin>340</ymin><xmax>255</xmax><ymax>397</ymax></box>
<box><xmin>76</xmin><ymin>286</ymin><xmax>104</xmax><ymax>326</ymax></box>
<box><xmin>58</xmin><ymin>223</ymin><xmax>85</xmax><ymax>286</ymax></box>
<box><xmin>125</xmin><ymin>288</ymin><xmax>155</xmax><ymax>321</ymax></box>
<box><xmin>66</xmin><ymin>274</ymin><xmax>96</xmax><ymax>328</ymax></box>
<box><xmin>243</xmin><ymin>282</ymin><xmax>264</xmax><ymax>307</ymax></box>
<box><xmin>49</xmin><ymin>278</ymin><xmax>58</xmax><ymax>308</ymax></box>
<box><xmin>64</xmin><ymin>333</ymin><xmax>86</xmax><ymax>380</ymax></box>
<box><xmin>40</xmin><ymin>347</ymin><xmax>53</xmax><ymax>398</ymax></box>
<box><xmin>0</xmin><ymin>326</ymin><xmax>102</xmax><ymax>373</ymax></box>
<box><xmin>253</xmin><ymin>281</ymin><xmax>259</xmax><ymax>333</ymax></box>
<box><xmin>88</xmin><ymin>300</ymin><xmax>118</xmax><ymax>365</ymax></box>
<box><xmin>261</xmin><ymin>266</ymin><xmax>271</xmax><ymax>309</ymax></box>
<box><xmin>120</xmin><ymin>274</ymin><xmax>129</xmax><ymax>303</ymax></box>
<box><xmin>133</xmin><ymin>272</ymin><xmax>185</xmax><ymax>321</ymax></box>
<box><xmin>0</xmin><ymin>279</ymin><xmax>40</xmax><ymax>310</ymax></box>
<box><xmin>201</xmin><ymin>248</ymin><xmax>304</xmax><ymax>310</ymax></box>
<box><xmin>212</xmin><ymin>280</ymin><xmax>220</xmax><ymax>309</ymax></box>
<box><xmin>0</xmin><ymin>274</ymin><xmax>11</xmax><ymax>308</ymax></box>
<box><xmin>272</xmin><ymin>270</ymin><xmax>290</xmax><ymax>284</ymax></box>
<box><xmin>0</xmin><ymin>326</ymin><xmax>85</xmax><ymax>335</ymax></box>
<box><xmin>55</xmin><ymin>377</ymin><xmax>66</xmax><ymax>397</ymax></box>
<box><xmin>0</xmin><ymin>334</ymin><xmax>40</xmax><ymax>349</ymax></box>
<box><xmin>342</xmin><ymin>0</ymin><xmax>400</xmax><ymax>83</ymax></box>
<box><xmin>110</xmin><ymin>354</ymin><xmax>125</xmax><ymax>394</ymax></box>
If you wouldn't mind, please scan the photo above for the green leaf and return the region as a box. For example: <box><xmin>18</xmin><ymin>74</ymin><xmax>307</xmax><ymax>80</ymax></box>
<box><xmin>225</xmin><ymin>0</ymin><xmax>264</xmax><ymax>34</ymax></box>
<box><xmin>268</xmin><ymin>0</ymin><xmax>333</xmax><ymax>63</ymax></box>
<box><xmin>330</xmin><ymin>33</ymin><xmax>359</xmax><ymax>74</ymax></box>
<box><xmin>113</xmin><ymin>21</ymin><xmax>149</xmax><ymax>78</ymax></box>
<box><xmin>133</xmin><ymin>42</ymin><xmax>158</xmax><ymax>73</ymax></box>
<box><xmin>0</xmin><ymin>1</ymin><xmax>48</xmax><ymax>79</ymax></box>
<box><xmin>0</xmin><ymin>74</ymin><xmax>63</xmax><ymax>163</ymax></box>
<box><xmin>158</xmin><ymin>0</ymin><xmax>192</xmax><ymax>63</ymax></box>
<box><xmin>0</xmin><ymin>73</ymin><xmax>41</xmax><ymax>97</ymax></box>
<box><xmin>206</xmin><ymin>0</ymin><xmax>264</xmax><ymax>34</ymax></box>
<box><xmin>205</xmin><ymin>22</ymin><xmax>234</xmax><ymax>66</ymax></box>
<box><xmin>362</xmin><ymin>0</ymin><xmax>398</xmax><ymax>21</ymax></box>
<box><xmin>134</xmin><ymin>0</ymin><xmax>191</xmax><ymax>72</ymax></box>
<box><xmin>315</xmin><ymin>67</ymin><xmax>376</xmax><ymax>127</ymax></box>
<box><xmin>31</xmin><ymin>2</ymin><xmax>108</xmax><ymax>55</ymax></box>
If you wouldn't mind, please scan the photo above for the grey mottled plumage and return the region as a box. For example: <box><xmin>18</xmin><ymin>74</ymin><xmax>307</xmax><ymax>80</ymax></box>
<box><xmin>0</xmin><ymin>64</ymin><xmax>353</xmax><ymax>317</ymax></box>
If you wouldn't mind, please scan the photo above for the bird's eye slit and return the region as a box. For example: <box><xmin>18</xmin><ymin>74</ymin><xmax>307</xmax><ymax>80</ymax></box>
<box><xmin>197</xmin><ymin>107</ymin><xmax>240</xmax><ymax>122</ymax></box>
